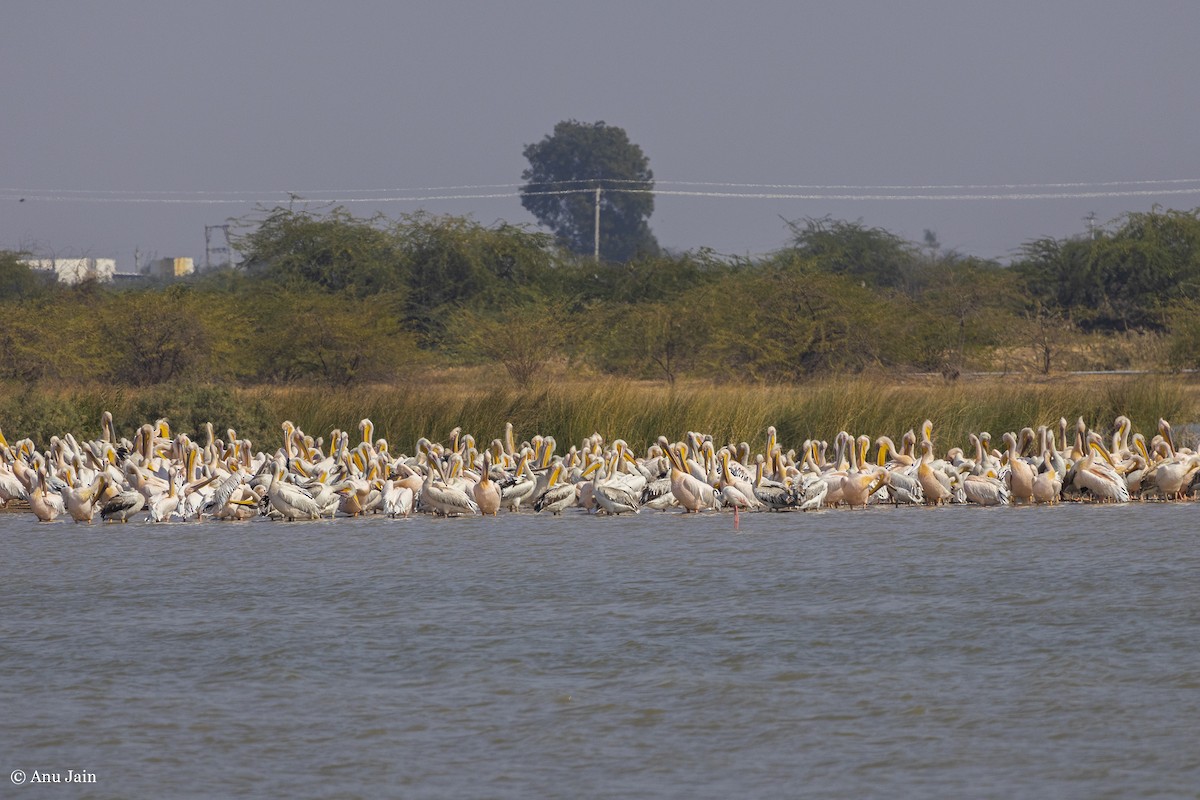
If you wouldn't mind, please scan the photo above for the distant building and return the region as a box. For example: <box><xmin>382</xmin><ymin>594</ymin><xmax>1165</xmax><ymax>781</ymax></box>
<box><xmin>22</xmin><ymin>255</ymin><xmax>197</xmax><ymax>284</ymax></box>
<box><xmin>23</xmin><ymin>257</ymin><xmax>117</xmax><ymax>284</ymax></box>
<box><xmin>145</xmin><ymin>257</ymin><xmax>194</xmax><ymax>279</ymax></box>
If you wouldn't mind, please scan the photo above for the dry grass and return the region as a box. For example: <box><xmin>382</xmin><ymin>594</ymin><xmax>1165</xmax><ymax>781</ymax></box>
<box><xmin>247</xmin><ymin>369</ymin><xmax>1199</xmax><ymax>455</ymax></box>
<box><xmin>3</xmin><ymin>370</ymin><xmax>1198</xmax><ymax>454</ymax></box>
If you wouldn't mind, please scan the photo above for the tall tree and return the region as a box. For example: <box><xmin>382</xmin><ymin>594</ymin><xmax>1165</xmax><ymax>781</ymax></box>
<box><xmin>781</xmin><ymin>216</ymin><xmax>919</xmax><ymax>291</ymax></box>
<box><xmin>521</xmin><ymin>120</ymin><xmax>659</xmax><ymax>262</ymax></box>
<box><xmin>233</xmin><ymin>206</ymin><xmax>403</xmax><ymax>296</ymax></box>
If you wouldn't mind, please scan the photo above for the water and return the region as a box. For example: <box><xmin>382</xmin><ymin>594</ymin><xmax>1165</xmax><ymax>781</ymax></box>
<box><xmin>2</xmin><ymin>504</ymin><xmax>1198</xmax><ymax>799</ymax></box>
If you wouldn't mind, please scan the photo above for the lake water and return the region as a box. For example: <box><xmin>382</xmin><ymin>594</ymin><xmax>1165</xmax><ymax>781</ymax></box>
<box><xmin>2</xmin><ymin>504</ymin><xmax>1198</xmax><ymax>799</ymax></box>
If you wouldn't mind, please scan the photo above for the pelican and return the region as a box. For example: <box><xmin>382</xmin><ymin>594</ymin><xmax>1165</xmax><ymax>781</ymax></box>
<box><xmin>265</xmin><ymin>462</ymin><xmax>323</xmax><ymax>520</ymax></box>
<box><xmin>666</xmin><ymin>441</ymin><xmax>716</xmax><ymax>512</ymax></box>
<box><xmin>28</xmin><ymin>469</ymin><xmax>63</xmax><ymax>522</ymax></box>
<box><xmin>720</xmin><ymin>484</ymin><xmax>758</xmax><ymax>510</ymax></box>
<box><xmin>305</xmin><ymin>475</ymin><xmax>346</xmax><ymax>519</ymax></box>
<box><xmin>1150</xmin><ymin>453</ymin><xmax>1200</xmax><ymax>501</ymax></box>
<box><xmin>101</xmin><ymin>486</ymin><xmax>146</xmax><ymax>523</ymax></box>
<box><xmin>962</xmin><ymin>470</ymin><xmax>1010</xmax><ymax>506</ymax></box>
<box><xmin>204</xmin><ymin>468</ymin><xmax>261</xmax><ymax>520</ymax></box>
<box><xmin>534</xmin><ymin>462</ymin><xmax>576</xmax><ymax>515</ymax></box>
<box><xmin>337</xmin><ymin>473</ymin><xmax>375</xmax><ymax>517</ymax></box>
<box><xmin>500</xmin><ymin>450</ymin><xmax>537</xmax><ymax>511</ymax></box>
<box><xmin>839</xmin><ymin>435</ymin><xmax>886</xmax><ymax>509</ymax></box>
<box><xmin>386</xmin><ymin>459</ymin><xmax>425</xmax><ymax>497</ymax></box>
<box><xmin>917</xmin><ymin>440</ymin><xmax>952</xmax><ymax>505</ymax></box>
<box><xmin>1031</xmin><ymin>451</ymin><xmax>1062</xmax><ymax>505</ymax></box>
<box><xmin>473</xmin><ymin>453</ymin><xmax>502</xmax><ymax>516</ymax></box>
<box><xmin>1111</xmin><ymin>415</ymin><xmax>1134</xmax><ymax>458</ymax></box>
<box><xmin>0</xmin><ymin>459</ymin><xmax>30</xmax><ymax>505</ymax></box>
<box><xmin>718</xmin><ymin>449</ymin><xmax>762</xmax><ymax>510</ymax></box>
<box><xmin>1070</xmin><ymin>440</ymin><xmax>1131</xmax><ymax>503</ymax></box>
<box><xmin>751</xmin><ymin>456</ymin><xmax>794</xmax><ymax>511</ymax></box>
<box><xmin>1002</xmin><ymin>432</ymin><xmax>1036</xmax><ymax>505</ymax></box>
<box><xmin>419</xmin><ymin>461</ymin><xmax>481</xmax><ymax>517</ymax></box>
<box><xmin>592</xmin><ymin>455</ymin><xmax>642</xmax><ymax>515</ymax></box>
<box><xmin>63</xmin><ymin>472</ymin><xmax>108</xmax><ymax>523</ymax></box>
<box><xmin>610</xmin><ymin>441</ymin><xmax>648</xmax><ymax>497</ymax></box>
<box><xmin>381</xmin><ymin>479</ymin><xmax>415</xmax><ymax>518</ymax></box>
<box><xmin>639</xmin><ymin>475</ymin><xmax>678</xmax><ymax>510</ymax></box>
<box><xmin>878</xmin><ymin>468</ymin><xmax>923</xmax><ymax>506</ymax></box>
<box><xmin>147</xmin><ymin>468</ymin><xmax>183</xmax><ymax>522</ymax></box>
<box><xmin>875</xmin><ymin>435</ymin><xmax>915</xmax><ymax>468</ymax></box>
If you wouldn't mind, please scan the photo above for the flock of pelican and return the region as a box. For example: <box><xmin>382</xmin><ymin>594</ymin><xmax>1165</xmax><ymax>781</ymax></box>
<box><xmin>1</xmin><ymin>413</ymin><xmax>1198</xmax><ymax>524</ymax></box>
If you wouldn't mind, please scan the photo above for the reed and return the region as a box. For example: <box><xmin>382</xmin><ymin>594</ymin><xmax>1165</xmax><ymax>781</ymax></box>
<box><xmin>2</xmin><ymin>374</ymin><xmax>1197</xmax><ymax>454</ymax></box>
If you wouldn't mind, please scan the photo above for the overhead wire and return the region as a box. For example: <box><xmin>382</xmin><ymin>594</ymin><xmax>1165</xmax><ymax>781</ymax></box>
<box><xmin>5</xmin><ymin>177</ymin><xmax>1200</xmax><ymax>204</ymax></box>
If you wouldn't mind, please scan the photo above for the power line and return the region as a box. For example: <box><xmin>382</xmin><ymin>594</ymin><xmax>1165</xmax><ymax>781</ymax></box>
<box><xmin>5</xmin><ymin>178</ymin><xmax>1200</xmax><ymax>205</ymax></box>
<box><xmin>4</xmin><ymin>175</ymin><xmax>1195</xmax><ymax>194</ymax></box>
<box><xmin>8</xmin><ymin>177</ymin><xmax>1200</xmax><ymax>193</ymax></box>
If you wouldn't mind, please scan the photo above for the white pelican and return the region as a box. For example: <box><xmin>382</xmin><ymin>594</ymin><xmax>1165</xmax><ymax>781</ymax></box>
<box><xmin>534</xmin><ymin>462</ymin><xmax>576</xmax><ymax>515</ymax></box>
<box><xmin>752</xmin><ymin>456</ymin><xmax>794</xmax><ymax>511</ymax></box>
<box><xmin>306</xmin><ymin>476</ymin><xmax>346</xmax><ymax>519</ymax></box>
<box><xmin>381</xmin><ymin>479</ymin><xmax>415</xmax><ymax>518</ymax></box>
<box><xmin>838</xmin><ymin>435</ymin><xmax>886</xmax><ymax>509</ymax></box>
<box><xmin>63</xmin><ymin>472</ymin><xmax>108</xmax><ymax>523</ymax></box>
<box><xmin>265</xmin><ymin>462</ymin><xmax>323</xmax><ymax>520</ymax></box>
<box><xmin>473</xmin><ymin>453</ymin><xmax>502</xmax><ymax>516</ymax></box>
<box><xmin>1150</xmin><ymin>453</ymin><xmax>1200</xmax><ymax>501</ymax></box>
<box><xmin>500</xmin><ymin>450</ymin><xmax>537</xmax><ymax>511</ymax></box>
<box><xmin>817</xmin><ymin>432</ymin><xmax>853</xmax><ymax>507</ymax></box>
<box><xmin>419</xmin><ymin>461</ymin><xmax>480</xmax><ymax>517</ymax></box>
<box><xmin>0</xmin><ymin>459</ymin><xmax>29</xmax><ymax>504</ymax></box>
<box><xmin>875</xmin><ymin>435</ymin><xmax>915</xmax><ymax>468</ymax></box>
<box><xmin>1071</xmin><ymin>441</ymin><xmax>1131</xmax><ymax>503</ymax></box>
<box><xmin>1111</xmin><ymin>415</ymin><xmax>1134</xmax><ymax>458</ymax></box>
<box><xmin>667</xmin><ymin>442</ymin><xmax>716</xmax><ymax>512</ymax></box>
<box><xmin>718</xmin><ymin>449</ymin><xmax>762</xmax><ymax>510</ymax></box>
<box><xmin>101</xmin><ymin>487</ymin><xmax>146</xmax><ymax>523</ymax></box>
<box><xmin>639</xmin><ymin>475</ymin><xmax>678</xmax><ymax>510</ymax></box>
<box><xmin>1002</xmin><ymin>432</ymin><xmax>1036</xmax><ymax>505</ymax></box>
<box><xmin>147</xmin><ymin>468</ymin><xmax>183</xmax><ymax>522</ymax></box>
<box><xmin>917</xmin><ymin>440</ymin><xmax>952</xmax><ymax>505</ymax></box>
<box><xmin>204</xmin><ymin>469</ymin><xmax>261</xmax><ymax>520</ymax></box>
<box><xmin>962</xmin><ymin>470</ymin><xmax>1010</xmax><ymax>506</ymax></box>
<box><xmin>1158</xmin><ymin>419</ymin><xmax>1188</xmax><ymax>457</ymax></box>
<box><xmin>878</xmin><ymin>468</ymin><xmax>923</xmax><ymax>506</ymax></box>
<box><xmin>720</xmin><ymin>485</ymin><xmax>757</xmax><ymax>510</ymax></box>
<box><xmin>391</xmin><ymin>461</ymin><xmax>426</xmax><ymax>497</ymax></box>
<box><xmin>337</xmin><ymin>473</ymin><xmax>375</xmax><ymax>517</ymax></box>
<box><xmin>591</xmin><ymin>455</ymin><xmax>641</xmax><ymax>515</ymax></box>
<box><xmin>28</xmin><ymin>469</ymin><xmax>63</xmax><ymax>522</ymax></box>
<box><xmin>1031</xmin><ymin>452</ymin><xmax>1062</xmax><ymax>505</ymax></box>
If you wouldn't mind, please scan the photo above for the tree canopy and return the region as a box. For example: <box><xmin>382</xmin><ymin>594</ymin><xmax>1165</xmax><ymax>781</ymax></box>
<box><xmin>1012</xmin><ymin>207</ymin><xmax>1200</xmax><ymax>331</ymax></box>
<box><xmin>520</xmin><ymin>120</ymin><xmax>659</xmax><ymax>262</ymax></box>
<box><xmin>10</xmin><ymin>205</ymin><xmax>1200</xmax><ymax>390</ymax></box>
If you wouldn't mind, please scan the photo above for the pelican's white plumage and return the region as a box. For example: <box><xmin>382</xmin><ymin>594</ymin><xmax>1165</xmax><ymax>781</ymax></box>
<box><xmin>266</xmin><ymin>462</ymin><xmax>322</xmax><ymax>521</ymax></box>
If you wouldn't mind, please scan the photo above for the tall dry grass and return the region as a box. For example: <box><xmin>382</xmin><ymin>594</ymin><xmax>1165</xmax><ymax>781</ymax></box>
<box><xmin>2</xmin><ymin>373</ymin><xmax>1197</xmax><ymax>454</ymax></box>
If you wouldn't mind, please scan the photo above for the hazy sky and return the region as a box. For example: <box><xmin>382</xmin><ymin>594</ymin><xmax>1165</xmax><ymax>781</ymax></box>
<box><xmin>5</xmin><ymin>1</ymin><xmax>1200</xmax><ymax>270</ymax></box>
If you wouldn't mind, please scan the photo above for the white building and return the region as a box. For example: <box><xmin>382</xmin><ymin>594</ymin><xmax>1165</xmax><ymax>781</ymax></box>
<box><xmin>22</xmin><ymin>255</ymin><xmax>197</xmax><ymax>283</ymax></box>
<box><xmin>23</xmin><ymin>257</ymin><xmax>117</xmax><ymax>284</ymax></box>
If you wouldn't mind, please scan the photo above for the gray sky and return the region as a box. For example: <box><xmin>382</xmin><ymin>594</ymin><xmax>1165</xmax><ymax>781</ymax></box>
<box><xmin>5</xmin><ymin>1</ymin><xmax>1200</xmax><ymax>270</ymax></box>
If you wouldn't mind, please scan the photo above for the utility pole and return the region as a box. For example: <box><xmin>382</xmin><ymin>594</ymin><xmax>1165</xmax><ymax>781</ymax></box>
<box><xmin>593</xmin><ymin>186</ymin><xmax>602</xmax><ymax>262</ymax></box>
<box><xmin>205</xmin><ymin>224</ymin><xmax>232</xmax><ymax>270</ymax></box>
